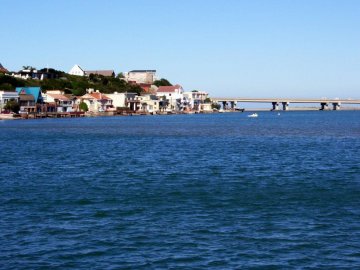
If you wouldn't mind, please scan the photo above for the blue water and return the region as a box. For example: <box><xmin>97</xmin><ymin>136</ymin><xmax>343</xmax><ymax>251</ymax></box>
<box><xmin>1</xmin><ymin>111</ymin><xmax>360</xmax><ymax>269</ymax></box>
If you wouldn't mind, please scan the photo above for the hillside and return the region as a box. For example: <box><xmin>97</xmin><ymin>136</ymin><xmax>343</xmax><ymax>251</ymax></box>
<box><xmin>0</xmin><ymin>70</ymin><xmax>143</xmax><ymax>95</ymax></box>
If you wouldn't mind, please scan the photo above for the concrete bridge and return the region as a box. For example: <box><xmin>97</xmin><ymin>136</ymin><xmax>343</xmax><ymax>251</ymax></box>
<box><xmin>211</xmin><ymin>97</ymin><xmax>360</xmax><ymax>111</ymax></box>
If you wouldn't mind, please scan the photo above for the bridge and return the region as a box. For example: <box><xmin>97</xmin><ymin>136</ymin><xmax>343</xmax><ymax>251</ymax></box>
<box><xmin>211</xmin><ymin>97</ymin><xmax>360</xmax><ymax>111</ymax></box>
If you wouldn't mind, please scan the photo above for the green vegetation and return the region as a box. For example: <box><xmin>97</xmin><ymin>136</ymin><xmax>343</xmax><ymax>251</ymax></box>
<box><xmin>211</xmin><ymin>102</ymin><xmax>221</xmax><ymax>110</ymax></box>
<box><xmin>4</xmin><ymin>99</ymin><xmax>20</xmax><ymax>113</ymax></box>
<box><xmin>79</xmin><ymin>102</ymin><xmax>88</xmax><ymax>112</ymax></box>
<box><xmin>204</xmin><ymin>97</ymin><xmax>211</xmax><ymax>103</ymax></box>
<box><xmin>153</xmin><ymin>78</ymin><xmax>172</xmax><ymax>87</ymax></box>
<box><xmin>0</xmin><ymin>69</ymin><xmax>144</xmax><ymax>95</ymax></box>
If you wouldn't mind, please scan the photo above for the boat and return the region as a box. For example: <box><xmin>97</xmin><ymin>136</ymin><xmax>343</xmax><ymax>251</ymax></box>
<box><xmin>247</xmin><ymin>113</ymin><xmax>258</xmax><ymax>118</ymax></box>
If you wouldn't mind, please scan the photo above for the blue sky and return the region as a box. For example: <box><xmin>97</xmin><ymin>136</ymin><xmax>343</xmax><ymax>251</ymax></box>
<box><xmin>1</xmin><ymin>0</ymin><xmax>359</xmax><ymax>98</ymax></box>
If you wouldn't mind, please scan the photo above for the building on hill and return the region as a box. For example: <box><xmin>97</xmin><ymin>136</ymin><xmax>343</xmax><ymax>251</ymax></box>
<box><xmin>11</xmin><ymin>68</ymin><xmax>59</xmax><ymax>80</ymax></box>
<box><xmin>84</xmin><ymin>70</ymin><xmax>115</xmax><ymax>77</ymax></box>
<box><xmin>0</xmin><ymin>63</ymin><xmax>9</xmax><ymax>73</ymax></box>
<box><xmin>124</xmin><ymin>70</ymin><xmax>157</xmax><ymax>84</ymax></box>
<box><xmin>68</xmin><ymin>64</ymin><xmax>85</xmax><ymax>76</ymax></box>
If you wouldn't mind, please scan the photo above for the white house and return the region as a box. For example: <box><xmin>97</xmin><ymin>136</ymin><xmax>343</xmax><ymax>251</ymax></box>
<box><xmin>183</xmin><ymin>91</ymin><xmax>209</xmax><ymax>111</ymax></box>
<box><xmin>0</xmin><ymin>91</ymin><xmax>19</xmax><ymax>111</ymax></box>
<box><xmin>156</xmin><ymin>84</ymin><xmax>184</xmax><ymax>111</ymax></box>
<box><xmin>68</xmin><ymin>64</ymin><xmax>85</xmax><ymax>76</ymax></box>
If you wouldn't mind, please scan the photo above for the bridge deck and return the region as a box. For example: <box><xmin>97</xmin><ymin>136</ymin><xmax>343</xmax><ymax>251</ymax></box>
<box><xmin>212</xmin><ymin>98</ymin><xmax>360</xmax><ymax>104</ymax></box>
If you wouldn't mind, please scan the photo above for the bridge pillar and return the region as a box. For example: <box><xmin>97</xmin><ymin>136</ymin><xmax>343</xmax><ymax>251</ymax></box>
<box><xmin>332</xmin><ymin>103</ymin><xmax>341</xmax><ymax>110</ymax></box>
<box><xmin>320</xmin><ymin>103</ymin><xmax>329</xmax><ymax>110</ymax></box>
<box><xmin>271</xmin><ymin>102</ymin><xmax>279</xmax><ymax>111</ymax></box>
<box><xmin>282</xmin><ymin>102</ymin><xmax>289</xmax><ymax>111</ymax></box>
<box><xmin>222</xmin><ymin>101</ymin><xmax>227</xmax><ymax>110</ymax></box>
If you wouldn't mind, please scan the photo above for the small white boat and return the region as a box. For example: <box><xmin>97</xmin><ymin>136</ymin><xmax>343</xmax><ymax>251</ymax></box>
<box><xmin>247</xmin><ymin>113</ymin><xmax>258</xmax><ymax>118</ymax></box>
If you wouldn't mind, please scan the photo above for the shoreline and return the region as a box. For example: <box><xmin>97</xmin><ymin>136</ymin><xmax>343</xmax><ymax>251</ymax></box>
<box><xmin>1</xmin><ymin>108</ymin><xmax>360</xmax><ymax>120</ymax></box>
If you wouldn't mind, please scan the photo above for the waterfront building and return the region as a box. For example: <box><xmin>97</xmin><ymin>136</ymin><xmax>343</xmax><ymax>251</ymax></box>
<box><xmin>15</xmin><ymin>87</ymin><xmax>44</xmax><ymax>112</ymax></box>
<box><xmin>80</xmin><ymin>90</ymin><xmax>114</xmax><ymax>112</ymax></box>
<box><xmin>135</xmin><ymin>94</ymin><xmax>159</xmax><ymax>113</ymax></box>
<box><xmin>106</xmin><ymin>92</ymin><xmax>137</xmax><ymax>109</ymax></box>
<box><xmin>0</xmin><ymin>90</ymin><xmax>19</xmax><ymax>111</ymax></box>
<box><xmin>156</xmin><ymin>84</ymin><xmax>184</xmax><ymax>111</ymax></box>
<box><xmin>183</xmin><ymin>91</ymin><xmax>209</xmax><ymax>111</ymax></box>
<box><xmin>43</xmin><ymin>92</ymin><xmax>74</xmax><ymax>112</ymax></box>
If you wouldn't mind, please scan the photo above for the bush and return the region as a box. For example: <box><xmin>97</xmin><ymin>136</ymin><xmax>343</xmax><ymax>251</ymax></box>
<box><xmin>79</xmin><ymin>102</ymin><xmax>88</xmax><ymax>112</ymax></box>
<box><xmin>4</xmin><ymin>99</ymin><xmax>20</xmax><ymax>113</ymax></box>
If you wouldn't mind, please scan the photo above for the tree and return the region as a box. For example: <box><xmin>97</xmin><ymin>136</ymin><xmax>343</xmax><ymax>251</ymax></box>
<box><xmin>22</xmin><ymin>66</ymin><xmax>36</xmax><ymax>71</ymax></box>
<box><xmin>153</xmin><ymin>78</ymin><xmax>172</xmax><ymax>87</ymax></box>
<box><xmin>4</xmin><ymin>99</ymin><xmax>20</xmax><ymax>113</ymax></box>
<box><xmin>204</xmin><ymin>97</ymin><xmax>211</xmax><ymax>104</ymax></box>
<box><xmin>116</xmin><ymin>72</ymin><xmax>125</xmax><ymax>79</ymax></box>
<box><xmin>211</xmin><ymin>103</ymin><xmax>221</xmax><ymax>110</ymax></box>
<box><xmin>79</xmin><ymin>102</ymin><xmax>88</xmax><ymax>112</ymax></box>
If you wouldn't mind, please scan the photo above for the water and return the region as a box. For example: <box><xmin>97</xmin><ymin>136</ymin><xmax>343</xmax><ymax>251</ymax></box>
<box><xmin>1</xmin><ymin>111</ymin><xmax>360</xmax><ymax>269</ymax></box>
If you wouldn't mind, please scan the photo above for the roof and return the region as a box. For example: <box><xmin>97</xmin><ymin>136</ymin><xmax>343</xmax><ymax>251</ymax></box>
<box><xmin>0</xmin><ymin>63</ymin><xmax>8</xmax><ymax>73</ymax></box>
<box><xmin>85</xmin><ymin>70</ymin><xmax>115</xmax><ymax>77</ymax></box>
<box><xmin>46</xmin><ymin>93</ymin><xmax>69</xmax><ymax>101</ymax></box>
<box><xmin>129</xmin><ymin>70</ymin><xmax>156</xmax><ymax>73</ymax></box>
<box><xmin>157</xmin><ymin>84</ymin><xmax>182</xmax><ymax>93</ymax></box>
<box><xmin>16</xmin><ymin>87</ymin><xmax>42</xmax><ymax>102</ymax></box>
<box><xmin>19</xmin><ymin>94</ymin><xmax>35</xmax><ymax>101</ymax></box>
<box><xmin>71</xmin><ymin>64</ymin><xmax>84</xmax><ymax>71</ymax></box>
<box><xmin>89</xmin><ymin>92</ymin><xmax>111</xmax><ymax>100</ymax></box>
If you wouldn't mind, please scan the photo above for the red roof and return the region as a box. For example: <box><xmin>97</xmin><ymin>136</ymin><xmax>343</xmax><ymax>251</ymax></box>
<box><xmin>157</xmin><ymin>84</ymin><xmax>182</xmax><ymax>93</ymax></box>
<box><xmin>89</xmin><ymin>92</ymin><xmax>111</xmax><ymax>100</ymax></box>
<box><xmin>47</xmin><ymin>94</ymin><xmax>69</xmax><ymax>101</ymax></box>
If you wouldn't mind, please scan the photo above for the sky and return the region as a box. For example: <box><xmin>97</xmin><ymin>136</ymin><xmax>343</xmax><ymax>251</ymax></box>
<box><xmin>1</xmin><ymin>0</ymin><xmax>359</xmax><ymax>98</ymax></box>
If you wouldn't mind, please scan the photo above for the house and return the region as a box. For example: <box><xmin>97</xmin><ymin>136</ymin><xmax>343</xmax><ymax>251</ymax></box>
<box><xmin>18</xmin><ymin>94</ymin><xmax>36</xmax><ymax>112</ymax></box>
<box><xmin>124</xmin><ymin>70</ymin><xmax>157</xmax><ymax>84</ymax></box>
<box><xmin>106</xmin><ymin>92</ymin><xmax>137</xmax><ymax>109</ymax></box>
<box><xmin>84</xmin><ymin>70</ymin><xmax>115</xmax><ymax>77</ymax></box>
<box><xmin>16</xmin><ymin>87</ymin><xmax>43</xmax><ymax>103</ymax></box>
<box><xmin>156</xmin><ymin>84</ymin><xmax>184</xmax><ymax>111</ymax></box>
<box><xmin>0</xmin><ymin>91</ymin><xmax>19</xmax><ymax>112</ymax></box>
<box><xmin>11</xmin><ymin>68</ymin><xmax>59</xmax><ymax>80</ymax></box>
<box><xmin>16</xmin><ymin>87</ymin><xmax>44</xmax><ymax>112</ymax></box>
<box><xmin>80</xmin><ymin>89</ymin><xmax>113</xmax><ymax>112</ymax></box>
<box><xmin>0</xmin><ymin>63</ymin><xmax>9</xmax><ymax>73</ymax></box>
<box><xmin>68</xmin><ymin>64</ymin><xmax>85</xmax><ymax>76</ymax></box>
<box><xmin>183</xmin><ymin>91</ymin><xmax>209</xmax><ymax>111</ymax></box>
<box><xmin>135</xmin><ymin>94</ymin><xmax>159</xmax><ymax>113</ymax></box>
<box><xmin>43</xmin><ymin>91</ymin><xmax>74</xmax><ymax>112</ymax></box>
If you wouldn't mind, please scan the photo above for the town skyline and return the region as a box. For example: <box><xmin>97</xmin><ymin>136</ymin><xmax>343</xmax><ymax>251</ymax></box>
<box><xmin>1</xmin><ymin>0</ymin><xmax>359</xmax><ymax>98</ymax></box>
